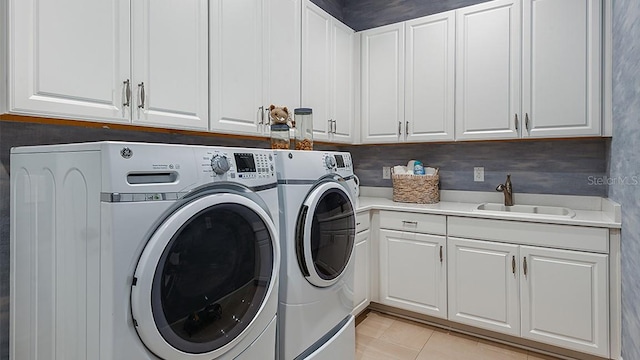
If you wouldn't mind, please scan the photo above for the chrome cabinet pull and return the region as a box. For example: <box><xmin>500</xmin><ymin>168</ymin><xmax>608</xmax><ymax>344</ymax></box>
<box><xmin>259</xmin><ymin>106</ymin><xmax>265</xmax><ymax>125</ymax></box>
<box><xmin>333</xmin><ymin>120</ymin><xmax>337</xmax><ymax>133</ymax></box>
<box><xmin>439</xmin><ymin>246</ymin><xmax>443</xmax><ymax>263</ymax></box>
<box><xmin>398</xmin><ymin>121</ymin><xmax>401</xmax><ymax>135</ymax></box>
<box><xmin>512</xmin><ymin>256</ymin><xmax>516</xmax><ymax>274</ymax></box>
<box><xmin>137</xmin><ymin>82</ymin><xmax>145</xmax><ymax>109</ymax></box>
<box><xmin>515</xmin><ymin>114</ymin><xmax>518</xmax><ymax>131</ymax></box>
<box><xmin>405</xmin><ymin>121</ymin><xmax>409</xmax><ymax>135</ymax></box>
<box><xmin>123</xmin><ymin>80</ymin><xmax>131</xmax><ymax>107</ymax></box>
<box><xmin>523</xmin><ymin>257</ymin><xmax>528</xmax><ymax>277</ymax></box>
<box><xmin>328</xmin><ymin>119</ymin><xmax>332</xmax><ymax>133</ymax></box>
<box><xmin>525</xmin><ymin>113</ymin><xmax>530</xmax><ymax>131</ymax></box>
<box><xmin>402</xmin><ymin>220</ymin><xmax>417</xmax><ymax>226</ymax></box>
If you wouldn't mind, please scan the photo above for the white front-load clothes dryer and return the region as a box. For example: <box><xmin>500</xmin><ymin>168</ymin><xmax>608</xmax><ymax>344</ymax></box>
<box><xmin>10</xmin><ymin>142</ymin><xmax>280</xmax><ymax>360</ymax></box>
<box><xmin>274</xmin><ymin>150</ymin><xmax>357</xmax><ymax>360</ymax></box>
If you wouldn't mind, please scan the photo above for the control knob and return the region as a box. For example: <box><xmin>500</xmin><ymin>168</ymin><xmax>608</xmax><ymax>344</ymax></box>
<box><xmin>324</xmin><ymin>155</ymin><xmax>336</xmax><ymax>169</ymax></box>
<box><xmin>211</xmin><ymin>155</ymin><xmax>231</xmax><ymax>175</ymax></box>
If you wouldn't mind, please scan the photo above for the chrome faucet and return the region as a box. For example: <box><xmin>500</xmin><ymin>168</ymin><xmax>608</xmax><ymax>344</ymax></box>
<box><xmin>496</xmin><ymin>174</ymin><xmax>514</xmax><ymax>206</ymax></box>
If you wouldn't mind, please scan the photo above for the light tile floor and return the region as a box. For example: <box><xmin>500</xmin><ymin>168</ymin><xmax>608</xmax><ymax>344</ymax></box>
<box><xmin>356</xmin><ymin>311</ymin><xmax>562</xmax><ymax>360</ymax></box>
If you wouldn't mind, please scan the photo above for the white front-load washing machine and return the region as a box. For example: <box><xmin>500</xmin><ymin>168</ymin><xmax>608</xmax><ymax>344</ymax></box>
<box><xmin>274</xmin><ymin>150</ymin><xmax>357</xmax><ymax>360</ymax></box>
<box><xmin>10</xmin><ymin>141</ymin><xmax>280</xmax><ymax>360</ymax></box>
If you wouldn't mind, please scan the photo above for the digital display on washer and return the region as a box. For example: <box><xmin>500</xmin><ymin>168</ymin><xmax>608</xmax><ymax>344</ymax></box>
<box><xmin>234</xmin><ymin>153</ymin><xmax>256</xmax><ymax>172</ymax></box>
<box><xmin>335</xmin><ymin>155</ymin><xmax>345</xmax><ymax>168</ymax></box>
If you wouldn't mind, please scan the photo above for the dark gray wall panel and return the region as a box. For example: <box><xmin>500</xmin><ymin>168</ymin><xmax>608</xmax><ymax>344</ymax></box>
<box><xmin>344</xmin><ymin>139</ymin><xmax>608</xmax><ymax>196</ymax></box>
<box><xmin>343</xmin><ymin>0</ymin><xmax>491</xmax><ymax>31</ymax></box>
<box><xmin>608</xmin><ymin>0</ymin><xmax>640</xmax><ymax>359</ymax></box>
<box><xmin>310</xmin><ymin>0</ymin><xmax>345</xmax><ymax>23</ymax></box>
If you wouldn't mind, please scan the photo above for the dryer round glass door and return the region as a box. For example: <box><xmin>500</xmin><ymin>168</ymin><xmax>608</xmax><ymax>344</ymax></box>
<box><xmin>131</xmin><ymin>193</ymin><xmax>278</xmax><ymax>359</ymax></box>
<box><xmin>296</xmin><ymin>181</ymin><xmax>356</xmax><ymax>287</ymax></box>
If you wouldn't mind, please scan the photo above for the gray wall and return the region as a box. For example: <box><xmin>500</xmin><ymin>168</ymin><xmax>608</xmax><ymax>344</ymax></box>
<box><xmin>348</xmin><ymin>139</ymin><xmax>608</xmax><ymax>196</ymax></box>
<box><xmin>608</xmin><ymin>1</ymin><xmax>640</xmax><ymax>359</ymax></box>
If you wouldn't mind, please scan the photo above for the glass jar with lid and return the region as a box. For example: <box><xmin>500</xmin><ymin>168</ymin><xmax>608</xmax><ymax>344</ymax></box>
<box><xmin>294</xmin><ymin>108</ymin><xmax>313</xmax><ymax>150</ymax></box>
<box><xmin>270</xmin><ymin>124</ymin><xmax>290</xmax><ymax>149</ymax></box>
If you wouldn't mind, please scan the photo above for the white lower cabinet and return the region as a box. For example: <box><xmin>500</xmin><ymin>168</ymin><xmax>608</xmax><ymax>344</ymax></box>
<box><xmin>520</xmin><ymin>245</ymin><xmax>608</xmax><ymax>357</ymax></box>
<box><xmin>447</xmin><ymin>237</ymin><xmax>520</xmax><ymax>336</ymax></box>
<box><xmin>353</xmin><ymin>229</ymin><xmax>370</xmax><ymax>315</ymax></box>
<box><xmin>447</xmin><ymin>217</ymin><xmax>610</xmax><ymax>358</ymax></box>
<box><xmin>378</xmin><ymin>211</ymin><xmax>447</xmax><ymax>318</ymax></box>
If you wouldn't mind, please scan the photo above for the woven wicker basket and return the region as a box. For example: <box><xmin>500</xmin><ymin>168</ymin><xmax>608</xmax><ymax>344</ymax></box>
<box><xmin>391</xmin><ymin>167</ymin><xmax>440</xmax><ymax>204</ymax></box>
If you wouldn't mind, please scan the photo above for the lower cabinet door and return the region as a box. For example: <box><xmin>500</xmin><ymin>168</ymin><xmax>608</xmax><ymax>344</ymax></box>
<box><xmin>520</xmin><ymin>246</ymin><xmax>609</xmax><ymax>357</ymax></box>
<box><xmin>447</xmin><ymin>237</ymin><xmax>520</xmax><ymax>336</ymax></box>
<box><xmin>352</xmin><ymin>230</ymin><xmax>370</xmax><ymax>315</ymax></box>
<box><xmin>379</xmin><ymin>229</ymin><xmax>447</xmax><ymax>318</ymax></box>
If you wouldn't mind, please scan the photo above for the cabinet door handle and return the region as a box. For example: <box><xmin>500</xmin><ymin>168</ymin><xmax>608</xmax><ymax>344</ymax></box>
<box><xmin>402</xmin><ymin>220</ymin><xmax>417</xmax><ymax>226</ymax></box>
<box><xmin>514</xmin><ymin>114</ymin><xmax>518</xmax><ymax>131</ymax></box>
<box><xmin>405</xmin><ymin>121</ymin><xmax>409</xmax><ymax>135</ymax></box>
<box><xmin>259</xmin><ymin>106</ymin><xmax>265</xmax><ymax>125</ymax></box>
<box><xmin>512</xmin><ymin>256</ymin><xmax>516</xmax><ymax>275</ymax></box>
<box><xmin>123</xmin><ymin>80</ymin><xmax>131</xmax><ymax>107</ymax></box>
<box><xmin>333</xmin><ymin>120</ymin><xmax>337</xmax><ymax>133</ymax></box>
<box><xmin>398</xmin><ymin>121</ymin><xmax>401</xmax><ymax>136</ymax></box>
<box><xmin>439</xmin><ymin>246</ymin><xmax>443</xmax><ymax>263</ymax></box>
<box><xmin>137</xmin><ymin>82</ymin><xmax>145</xmax><ymax>109</ymax></box>
<box><xmin>523</xmin><ymin>256</ymin><xmax>528</xmax><ymax>277</ymax></box>
<box><xmin>525</xmin><ymin>113</ymin><xmax>530</xmax><ymax>131</ymax></box>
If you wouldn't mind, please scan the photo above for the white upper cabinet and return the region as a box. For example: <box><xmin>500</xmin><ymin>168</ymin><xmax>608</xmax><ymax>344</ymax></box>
<box><xmin>331</xmin><ymin>20</ymin><xmax>355</xmax><ymax>143</ymax></box>
<box><xmin>360</xmin><ymin>23</ymin><xmax>405</xmax><ymax>143</ymax></box>
<box><xmin>210</xmin><ymin>0</ymin><xmax>267</xmax><ymax>136</ymax></box>
<box><xmin>405</xmin><ymin>12</ymin><xmax>455</xmax><ymax>142</ymax></box>
<box><xmin>267</xmin><ymin>0</ymin><xmax>301</xmax><ymax>112</ymax></box>
<box><xmin>302</xmin><ymin>0</ymin><xmax>332</xmax><ymax>141</ymax></box>
<box><xmin>455</xmin><ymin>0</ymin><xmax>521</xmax><ymax>141</ymax></box>
<box><xmin>522</xmin><ymin>0</ymin><xmax>601</xmax><ymax>138</ymax></box>
<box><xmin>302</xmin><ymin>0</ymin><xmax>354</xmax><ymax>143</ymax></box>
<box><xmin>11</xmin><ymin>0</ymin><xmax>130</xmax><ymax>123</ymax></box>
<box><xmin>132</xmin><ymin>0</ymin><xmax>208</xmax><ymax>130</ymax></box>
<box><xmin>11</xmin><ymin>0</ymin><xmax>208</xmax><ymax>130</ymax></box>
<box><xmin>211</xmin><ymin>0</ymin><xmax>301</xmax><ymax>137</ymax></box>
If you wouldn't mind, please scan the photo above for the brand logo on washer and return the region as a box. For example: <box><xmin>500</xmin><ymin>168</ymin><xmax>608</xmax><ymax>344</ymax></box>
<box><xmin>120</xmin><ymin>147</ymin><xmax>133</xmax><ymax>159</ymax></box>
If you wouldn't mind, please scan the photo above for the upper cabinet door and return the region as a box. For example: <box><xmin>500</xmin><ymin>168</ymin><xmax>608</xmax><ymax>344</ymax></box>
<box><xmin>132</xmin><ymin>0</ymin><xmax>209</xmax><ymax>130</ymax></box>
<box><xmin>522</xmin><ymin>0</ymin><xmax>601</xmax><ymax>138</ymax></box>
<box><xmin>11</xmin><ymin>0</ymin><xmax>130</xmax><ymax>123</ymax></box>
<box><xmin>405</xmin><ymin>12</ymin><xmax>455</xmax><ymax>142</ymax></box>
<box><xmin>455</xmin><ymin>0</ymin><xmax>521</xmax><ymax>141</ymax></box>
<box><xmin>266</xmin><ymin>0</ymin><xmax>301</xmax><ymax>111</ymax></box>
<box><xmin>361</xmin><ymin>23</ymin><xmax>405</xmax><ymax>144</ymax></box>
<box><xmin>302</xmin><ymin>0</ymin><xmax>332</xmax><ymax>141</ymax></box>
<box><xmin>331</xmin><ymin>20</ymin><xmax>355</xmax><ymax>143</ymax></box>
<box><xmin>210</xmin><ymin>0</ymin><xmax>266</xmax><ymax>136</ymax></box>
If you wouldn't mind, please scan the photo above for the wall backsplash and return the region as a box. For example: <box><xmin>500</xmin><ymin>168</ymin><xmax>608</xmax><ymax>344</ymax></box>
<box><xmin>344</xmin><ymin>139</ymin><xmax>609</xmax><ymax>196</ymax></box>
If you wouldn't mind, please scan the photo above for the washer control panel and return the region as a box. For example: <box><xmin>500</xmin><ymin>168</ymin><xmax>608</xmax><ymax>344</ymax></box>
<box><xmin>200</xmin><ymin>149</ymin><xmax>275</xmax><ymax>182</ymax></box>
<box><xmin>322</xmin><ymin>152</ymin><xmax>352</xmax><ymax>171</ymax></box>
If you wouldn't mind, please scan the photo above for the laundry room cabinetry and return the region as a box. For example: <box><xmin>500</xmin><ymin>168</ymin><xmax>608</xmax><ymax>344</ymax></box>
<box><xmin>455</xmin><ymin>0</ymin><xmax>602</xmax><ymax>140</ymax></box>
<box><xmin>10</xmin><ymin>0</ymin><xmax>209</xmax><ymax>130</ymax></box>
<box><xmin>210</xmin><ymin>0</ymin><xmax>301</xmax><ymax>137</ymax></box>
<box><xmin>447</xmin><ymin>217</ymin><xmax>610</xmax><ymax>358</ymax></box>
<box><xmin>378</xmin><ymin>211</ymin><xmax>447</xmax><ymax>318</ymax></box>
<box><xmin>301</xmin><ymin>0</ymin><xmax>355</xmax><ymax>143</ymax></box>
<box><xmin>352</xmin><ymin>211</ymin><xmax>371</xmax><ymax>315</ymax></box>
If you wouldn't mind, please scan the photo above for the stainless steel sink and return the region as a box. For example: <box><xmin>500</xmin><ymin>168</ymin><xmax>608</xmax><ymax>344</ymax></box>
<box><xmin>475</xmin><ymin>203</ymin><xmax>576</xmax><ymax>218</ymax></box>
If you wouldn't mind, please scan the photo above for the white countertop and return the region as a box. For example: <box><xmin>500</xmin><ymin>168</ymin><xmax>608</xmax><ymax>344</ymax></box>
<box><xmin>355</xmin><ymin>188</ymin><xmax>621</xmax><ymax>229</ymax></box>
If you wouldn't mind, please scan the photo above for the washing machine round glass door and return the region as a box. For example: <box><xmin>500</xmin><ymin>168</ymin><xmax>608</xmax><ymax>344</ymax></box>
<box><xmin>130</xmin><ymin>192</ymin><xmax>278</xmax><ymax>359</ymax></box>
<box><xmin>296</xmin><ymin>180</ymin><xmax>356</xmax><ymax>287</ymax></box>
